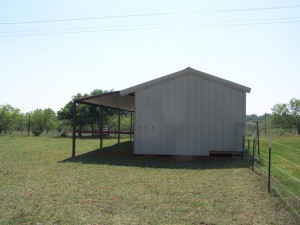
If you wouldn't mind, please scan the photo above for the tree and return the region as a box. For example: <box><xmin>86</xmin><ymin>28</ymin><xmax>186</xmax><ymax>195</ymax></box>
<box><xmin>14</xmin><ymin>113</ymin><xmax>28</xmax><ymax>132</ymax></box>
<box><xmin>271</xmin><ymin>98</ymin><xmax>300</xmax><ymax>134</ymax></box>
<box><xmin>57</xmin><ymin>93</ymin><xmax>89</xmax><ymax>136</ymax></box>
<box><xmin>31</xmin><ymin>109</ymin><xmax>44</xmax><ymax>136</ymax></box>
<box><xmin>57</xmin><ymin>89</ymin><xmax>114</xmax><ymax>136</ymax></box>
<box><xmin>31</xmin><ymin>108</ymin><xmax>57</xmax><ymax>136</ymax></box>
<box><xmin>44</xmin><ymin>108</ymin><xmax>57</xmax><ymax>133</ymax></box>
<box><xmin>0</xmin><ymin>104</ymin><xmax>21</xmax><ymax>135</ymax></box>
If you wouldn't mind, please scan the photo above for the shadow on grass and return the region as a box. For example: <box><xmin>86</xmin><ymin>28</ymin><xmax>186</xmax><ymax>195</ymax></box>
<box><xmin>61</xmin><ymin>141</ymin><xmax>251</xmax><ymax>170</ymax></box>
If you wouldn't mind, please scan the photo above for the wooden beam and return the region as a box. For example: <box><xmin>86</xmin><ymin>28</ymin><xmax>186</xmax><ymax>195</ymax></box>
<box><xmin>118</xmin><ymin>109</ymin><xmax>121</xmax><ymax>144</ymax></box>
<box><xmin>130</xmin><ymin>112</ymin><xmax>133</xmax><ymax>141</ymax></box>
<box><xmin>72</xmin><ymin>102</ymin><xmax>77</xmax><ymax>157</ymax></box>
<box><xmin>100</xmin><ymin>107</ymin><xmax>103</xmax><ymax>149</ymax></box>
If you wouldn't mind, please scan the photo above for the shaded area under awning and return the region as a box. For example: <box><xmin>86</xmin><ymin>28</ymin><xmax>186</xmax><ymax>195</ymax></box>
<box><xmin>72</xmin><ymin>91</ymin><xmax>134</xmax><ymax>157</ymax></box>
<box><xmin>74</xmin><ymin>91</ymin><xmax>134</xmax><ymax>112</ymax></box>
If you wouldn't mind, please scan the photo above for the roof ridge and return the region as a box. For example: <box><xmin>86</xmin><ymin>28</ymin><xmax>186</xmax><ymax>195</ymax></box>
<box><xmin>120</xmin><ymin>68</ymin><xmax>251</xmax><ymax>95</ymax></box>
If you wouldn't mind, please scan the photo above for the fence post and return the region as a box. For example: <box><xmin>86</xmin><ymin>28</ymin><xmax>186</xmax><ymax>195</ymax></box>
<box><xmin>256</xmin><ymin>121</ymin><xmax>260</xmax><ymax>156</ymax></box>
<box><xmin>247</xmin><ymin>139</ymin><xmax>250</xmax><ymax>158</ymax></box>
<box><xmin>268</xmin><ymin>137</ymin><xmax>272</xmax><ymax>193</ymax></box>
<box><xmin>27</xmin><ymin>113</ymin><xmax>31</xmax><ymax>137</ymax></box>
<box><xmin>264</xmin><ymin>113</ymin><xmax>267</xmax><ymax>136</ymax></box>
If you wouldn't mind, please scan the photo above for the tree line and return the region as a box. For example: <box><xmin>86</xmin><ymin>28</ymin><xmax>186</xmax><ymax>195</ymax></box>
<box><xmin>0</xmin><ymin>89</ymin><xmax>132</xmax><ymax>136</ymax></box>
<box><xmin>1</xmin><ymin>93</ymin><xmax>299</xmax><ymax>136</ymax></box>
<box><xmin>246</xmin><ymin>98</ymin><xmax>300</xmax><ymax>135</ymax></box>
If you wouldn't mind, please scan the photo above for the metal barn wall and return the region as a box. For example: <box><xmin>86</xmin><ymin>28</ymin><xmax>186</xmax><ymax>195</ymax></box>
<box><xmin>134</xmin><ymin>73</ymin><xmax>246</xmax><ymax>156</ymax></box>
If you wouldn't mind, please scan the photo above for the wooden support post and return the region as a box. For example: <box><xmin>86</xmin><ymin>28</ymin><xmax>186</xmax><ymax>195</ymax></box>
<box><xmin>72</xmin><ymin>102</ymin><xmax>77</xmax><ymax>157</ymax></box>
<box><xmin>130</xmin><ymin>112</ymin><xmax>133</xmax><ymax>141</ymax></box>
<box><xmin>100</xmin><ymin>107</ymin><xmax>103</xmax><ymax>149</ymax></box>
<box><xmin>27</xmin><ymin>113</ymin><xmax>31</xmax><ymax>137</ymax></box>
<box><xmin>118</xmin><ymin>109</ymin><xmax>121</xmax><ymax>144</ymax></box>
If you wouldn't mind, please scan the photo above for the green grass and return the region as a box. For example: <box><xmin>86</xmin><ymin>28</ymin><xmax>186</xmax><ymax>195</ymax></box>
<box><xmin>0</xmin><ymin>136</ymin><xmax>299</xmax><ymax>224</ymax></box>
<box><xmin>252</xmin><ymin>136</ymin><xmax>300</xmax><ymax>218</ymax></box>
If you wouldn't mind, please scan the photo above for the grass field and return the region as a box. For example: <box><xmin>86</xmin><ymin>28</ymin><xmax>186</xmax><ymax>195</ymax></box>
<box><xmin>0</xmin><ymin>136</ymin><xmax>299</xmax><ymax>224</ymax></box>
<box><xmin>252</xmin><ymin>136</ymin><xmax>300</xmax><ymax>218</ymax></box>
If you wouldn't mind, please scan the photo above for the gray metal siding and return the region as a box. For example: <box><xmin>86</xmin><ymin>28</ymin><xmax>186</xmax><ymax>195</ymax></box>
<box><xmin>134</xmin><ymin>73</ymin><xmax>246</xmax><ymax>156</ymax></box>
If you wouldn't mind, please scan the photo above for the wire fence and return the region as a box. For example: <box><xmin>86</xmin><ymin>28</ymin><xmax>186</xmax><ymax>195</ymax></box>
<box><xmin>249</xmin><ymin>136</ymin><xmax>300</xmax><ymax>220</ymax></box>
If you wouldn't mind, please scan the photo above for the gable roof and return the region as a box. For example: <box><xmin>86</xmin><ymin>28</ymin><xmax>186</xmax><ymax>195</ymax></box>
<box><xmin>73</xmin><ymin>67</ymin><xmax>250</xmax><ymax>112</ymax></box>
<box><xmin>120</xmin><ymin>67</ymin><xmax>251</xmax><ymax>96</ymax></box>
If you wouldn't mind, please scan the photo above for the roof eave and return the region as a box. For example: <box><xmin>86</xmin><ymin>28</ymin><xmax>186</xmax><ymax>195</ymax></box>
<box><xmin>74</xmin><ymin>91</ymin><xmax>135</xmax><ymax>111</ymax></box>
<box><xmin>74</xmin><ymin>91</ymin><xmax>121</xmax><ymax>103</ymax></box>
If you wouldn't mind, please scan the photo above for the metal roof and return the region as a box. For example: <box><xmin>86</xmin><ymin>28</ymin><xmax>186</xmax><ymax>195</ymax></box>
<box><xmin>120</xmin><ymin>67</ymin><xmax>251</xmax><ymax>96</ymax></box>
<box><xmin>74</xmin><ymin>91</ymin><xmax>134</xmax><ymax>111</ymax></box>
<box><xmin>74</xmin><ymin>67</ymin><xmax>251</xmax><ymax>111</ymax></box>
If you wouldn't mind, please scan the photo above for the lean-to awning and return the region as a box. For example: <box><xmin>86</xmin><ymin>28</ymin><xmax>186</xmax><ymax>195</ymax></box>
<box><xmin>72</xmin><ymin>91</ymin><xmax>135</xmax><ymax>157</ymax></box>
<box><xmin>74</xmin><ymin>91</ymin><xmax>134</xmax><ymax>112</ymax></box>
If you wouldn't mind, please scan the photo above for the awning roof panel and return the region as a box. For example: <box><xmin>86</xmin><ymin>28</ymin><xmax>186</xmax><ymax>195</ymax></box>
<box><xmin>75</xmin><ymin>91</ymin><xmax>134</xmax><ymax>111</ymax></box>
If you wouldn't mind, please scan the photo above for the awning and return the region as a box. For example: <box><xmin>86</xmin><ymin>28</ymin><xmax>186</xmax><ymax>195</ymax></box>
<box><xmin>74</xmin><ymin>91</ymin><xmax>134</xmax><ymax>111</ymax></box>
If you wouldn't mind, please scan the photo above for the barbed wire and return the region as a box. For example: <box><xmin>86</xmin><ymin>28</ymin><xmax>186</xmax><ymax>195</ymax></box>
<box><xmin>256</xmin><ymin>150</ymin><xmax>300</xmax><ymax>187</ymax></box>
<box><xmin>272</xmin><ymin>164</ymin><xmax>300</xmax><ymax>183</ymax></box>
<box><xmin>258</xmin><ymin>154</ymin><xmax>269</xmax><ymax>163</ymax></box>
<box><xmin>271</xmin><ymin>175</ymin><xmax>300</xmax><ymax>201</ymax></box>
<box><xmin>251</xmin><ymin>137</ymin><xmax>300</xmax><ymax>219</ymax></box>
<box><xmin>258</xmin><ymin>146</ymin><xmax>300</xmax><ymax>168</ymax></box>
<box><xmin>259</xmin><ymin>139</ymin><xmax>300</xmax><ymax>152</ymax></box>
<box><xmin>272</xmin><ymin>186</ymin><xmax>300</xmax><ymax>218</ymax></box>
<box><xmin>273</xmin><ymin>141</ymin><xmax>300</xmax><ymax>151</ymax></box>
<box><xmin>254</xmin><ymin>161</ymin><xmax>268</xmax><ymax>176</ymax></box>
<box><xmin>273</xmin><ymin>153</ymin><xmax>300</xmax><ymax>168</ymax></box>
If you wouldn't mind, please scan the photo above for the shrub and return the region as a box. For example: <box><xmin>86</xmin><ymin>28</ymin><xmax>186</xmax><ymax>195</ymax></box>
<box><xmin>32</xmin><ymin>127</ymin><xmax>43</xmax><ymax>136</ymax></box>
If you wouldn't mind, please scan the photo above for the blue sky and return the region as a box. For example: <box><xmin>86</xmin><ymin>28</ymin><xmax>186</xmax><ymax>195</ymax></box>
<box><xmin>0</xmin><ymin>0</ymin><xmax>299</xmax><ymax>115</ymax></box>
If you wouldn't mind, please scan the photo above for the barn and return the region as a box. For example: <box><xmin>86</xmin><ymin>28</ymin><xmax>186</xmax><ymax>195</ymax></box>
<box><xmin>72</xmin><ymin>67</ymin><xmax>251</xmax><ymax>156</ymax></box>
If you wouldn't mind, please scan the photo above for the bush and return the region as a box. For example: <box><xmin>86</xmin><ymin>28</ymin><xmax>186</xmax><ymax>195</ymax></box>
<box><xmin>32</xmin><ymin>127</ymin><xmax>43</xmax><ymax>136</ymax></box>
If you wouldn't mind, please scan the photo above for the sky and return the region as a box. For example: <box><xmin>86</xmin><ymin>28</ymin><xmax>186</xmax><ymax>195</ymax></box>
<box><xmin>0</xmin><ymin>0</ymin><xmax>299</xmax><ymax>115</ymax></box>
